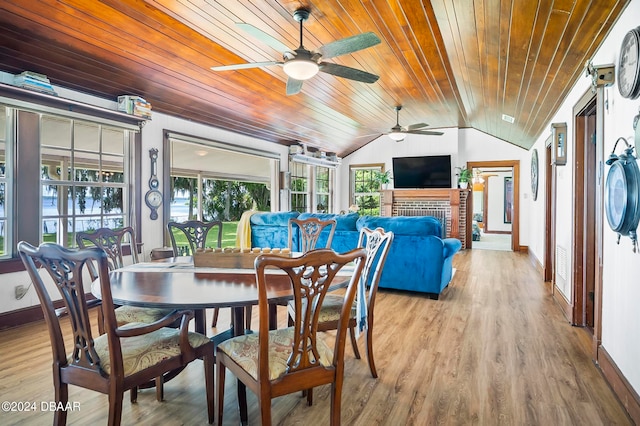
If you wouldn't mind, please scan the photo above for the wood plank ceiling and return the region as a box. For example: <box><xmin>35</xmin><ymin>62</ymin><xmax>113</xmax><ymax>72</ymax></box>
<box><xmin>0</xmin><ymin>0</ymin><xmax>630</xmax><ymax>156</ymax></box>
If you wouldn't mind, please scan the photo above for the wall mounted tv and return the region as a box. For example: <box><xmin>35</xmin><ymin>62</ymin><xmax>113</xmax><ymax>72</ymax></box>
<box><xmin>392</xmin><ymin>155</ymin><xmax>452</xmax><ymax>189</ymax></box>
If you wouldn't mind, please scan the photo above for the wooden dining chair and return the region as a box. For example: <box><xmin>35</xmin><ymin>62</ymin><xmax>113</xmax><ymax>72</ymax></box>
<box><xmin>288</xmin><ymin>217</ymin><xmax>337</xmax><ymax>253</ymax></box>
<box><xmin>271</xmin><ymin>217</ymin><xmax>339</xmax><ymax>324</ymax></box>
<box><xmin>76</xmin><ymin>227</ymin><xmax>174</xmax><ymax>331</ymax></box>
<box><xmin>216</xmin><ymin>248</ymin><xmax>366</xmax><ymax>426</ymax></box>
<box><xmin>18</xmin><ymin>241</ymin><xmax>215</xmax><ymax>426</ymax></box>
<box><xmin>167</xmin><ymin>220</ymin><xmax>226</xmax><ymax>327</ymax></box>
<box><xmin>288</xmin><ymin>227</ymin><xmax>394</xmax><ymax>381</ymax></box>
<box><xmin>167</xmin><ymin>219</ymin><xmax>223</xmax><ymax>257</ymax></box>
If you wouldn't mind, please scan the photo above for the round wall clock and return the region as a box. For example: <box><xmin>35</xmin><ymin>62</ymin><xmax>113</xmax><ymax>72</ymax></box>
<box><xmin>617</xmin><ymin>26</ymin><xmax>640</xmax><ymax>100</ymax></box>
<box><xmin>531</xmin><ymin>149</ymin><xmax>539</xmax><ymax>201</ymax></box>
<box><xmin>605</xmin><ymin>137</ymin><xmax>640</xmax><ymax>252</ymax></box>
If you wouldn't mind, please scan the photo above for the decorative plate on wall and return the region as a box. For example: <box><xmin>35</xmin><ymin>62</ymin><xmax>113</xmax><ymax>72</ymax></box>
<box><xmin>531</xmin><ymin>148</ymin><xmax>539</xmax><ymax>201</ymax></box>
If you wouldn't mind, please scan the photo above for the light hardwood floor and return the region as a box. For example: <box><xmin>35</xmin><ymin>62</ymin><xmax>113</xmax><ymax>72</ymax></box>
<box><xmin>0</xmin><ymin>249</ymin><xmax>632</xmax><ymax>425</ymax></box>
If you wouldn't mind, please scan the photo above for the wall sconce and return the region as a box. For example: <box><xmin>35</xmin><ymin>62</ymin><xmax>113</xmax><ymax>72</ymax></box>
<box><xmin>551</xmin><ymin>122</ymin><xmax>567</xmax><ymax>166</ymax></box>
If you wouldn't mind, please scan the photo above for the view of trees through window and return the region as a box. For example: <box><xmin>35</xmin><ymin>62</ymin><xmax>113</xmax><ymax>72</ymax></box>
<box><xmin>170</xmin><ymin>176</ymin><xmax>270</xmax><ymax>248</ymax></box>
<box><xmin>351</xmin><ymin>167</ymin><xmax>383</xmax><ymax>216</ymax></box>
<box><xmin>171</xmin><ymin>176</ymin><xmax>270</xmax><ymax>222</ymax></box>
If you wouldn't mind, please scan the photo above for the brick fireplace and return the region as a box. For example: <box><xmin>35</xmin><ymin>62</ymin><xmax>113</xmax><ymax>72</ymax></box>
<box><xmin>381</xmin><ymin>189</ymin><xmax>470</xmax><ymax>248</ymax></box>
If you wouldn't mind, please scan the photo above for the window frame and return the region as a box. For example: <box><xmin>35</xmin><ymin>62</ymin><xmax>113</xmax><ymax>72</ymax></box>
<box><xmin>0</xmin><ymin>87</ymin><xmax>143</xmax><ymax>272</ymax></box>
<box><xmin>288</xmin><ymin>160</ymin><xmax>335</xmax><ymax>213</ymax></box>
<box><xmin>350</xmin><ymin>163</ymin><xmax>385</xmax><ymax>216</ymax></box>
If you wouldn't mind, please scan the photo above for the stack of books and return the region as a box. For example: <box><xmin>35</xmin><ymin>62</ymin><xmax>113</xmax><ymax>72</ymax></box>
<box><xmin>13</xmin><ymin>71</ymin><xmax>57</xmax><ymax>96</ymax></box>
<box><xmin>117</xmin><ymin>95</ymin><xmax>152</xmax><ymax>119</ymax></box>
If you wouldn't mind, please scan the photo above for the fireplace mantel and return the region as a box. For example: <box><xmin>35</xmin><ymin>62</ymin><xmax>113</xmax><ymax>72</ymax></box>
<box><xmin>381</xmin><ymin>189</ymin><xmax>470</xmax><ymax>248</ymax></box>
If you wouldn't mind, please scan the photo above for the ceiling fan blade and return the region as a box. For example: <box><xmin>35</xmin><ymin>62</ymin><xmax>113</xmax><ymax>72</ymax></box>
<box><xmin>406</xmin><ymin>122</ymin><xmax>429</xmax><ymax>131</ymax></box>
<box><xmin>318</xmin><ymin>32</ymin><xmax>381</xmax><ymax>59</ymax></box>
<box><xmin>286</xmin><ymin>78</ymin><xmax>304</xmax><ymax>96</ymax></box>
<box><xmin>319</xmin><ymin>63</ymin><xmax>379</xmax><ymax>83</ymax></box>
<box><xmin>211</xmin><ymin>61</ymin><xmax>282</xmax><ymax>71</ymax></box>
<box><xmin>406</xmin><ymin>130</ymin><xmax>445</xmax><ymax>136</ymax></box>
<box><xmin>236</xmin><ymin>23</ymin><xmax>290</xmax><ymax>53</ymax></box>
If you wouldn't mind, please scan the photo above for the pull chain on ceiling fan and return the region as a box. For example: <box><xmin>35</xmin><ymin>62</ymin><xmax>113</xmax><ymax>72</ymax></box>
<box><xmin>211</xmin><ymin>8</ymin><xmax>381</xmax><ymax>95</ymax></box>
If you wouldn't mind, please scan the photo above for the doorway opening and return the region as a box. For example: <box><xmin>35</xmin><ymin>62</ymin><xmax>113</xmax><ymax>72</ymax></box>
<box><xmin>467</xmin><ymin>160</ymin><xmax>520</xmax><ymax>251</ymax></box>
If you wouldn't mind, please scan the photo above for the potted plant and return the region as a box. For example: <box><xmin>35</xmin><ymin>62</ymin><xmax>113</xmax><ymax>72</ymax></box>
<box><xmin>373</xmin><ymin>170</ymin><xmax>392</xmax><ymax>189</ymax></box>
<box><xmin>456</xmin><ymin>166</ymin><xmax>472</xmax><ymax>189</ymax></box>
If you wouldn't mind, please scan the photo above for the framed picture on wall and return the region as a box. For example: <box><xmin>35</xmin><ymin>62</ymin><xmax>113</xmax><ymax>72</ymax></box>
<box><xmin>551</xmin><ymin>122</ymin><xmax>567</xmax><ymax>165</ymax></box>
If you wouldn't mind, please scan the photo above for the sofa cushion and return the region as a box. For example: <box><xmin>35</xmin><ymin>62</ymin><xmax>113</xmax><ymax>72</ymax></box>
<box><xmin>356</xmin><ymin>216</ymin><xmax>442</xmax><ymax>237</ymax></box>
<box><xmin>297</xmin><ymin>212</ymin><xmax>359</xmax><ymax>231</ymax></box>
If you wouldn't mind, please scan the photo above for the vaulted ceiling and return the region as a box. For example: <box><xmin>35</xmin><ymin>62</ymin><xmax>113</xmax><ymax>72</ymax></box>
<box><xmin>0</xmin><ymin>0</ymin><xmax>630</xmax><ymax>157</ymax></box>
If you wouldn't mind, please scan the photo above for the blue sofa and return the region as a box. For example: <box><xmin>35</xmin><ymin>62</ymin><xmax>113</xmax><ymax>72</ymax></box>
<box><xmin>249</xmin><ymin>211</ymin><xmax>462</xmax><ymax>298</ymax></box>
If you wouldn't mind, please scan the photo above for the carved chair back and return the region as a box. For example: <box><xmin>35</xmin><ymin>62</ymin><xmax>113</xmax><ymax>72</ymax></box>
<box><xmin>167</xmin><ymin>220</ymin><xmax>223</xmax><ymax>256</ymax></box>
<box><xmin>288</xmin><ymin>217</ymin><xmax>337</xmax><ymax>253</ymax></box>
<box><xmin>76</xmin><ymin>226</ymin><xmax>140</xmax><ymax>271</ymax></box>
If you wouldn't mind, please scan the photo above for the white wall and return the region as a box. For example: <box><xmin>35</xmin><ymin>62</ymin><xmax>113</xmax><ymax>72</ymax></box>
<box><xmin>526</xmin><ymin>0</ymin><xmax>640</xmax><ymax>397</ymax></box>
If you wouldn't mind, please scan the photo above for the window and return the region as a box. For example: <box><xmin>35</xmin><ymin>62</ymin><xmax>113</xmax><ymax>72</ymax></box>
<box><xmin>166</xmin><ymin>134</ymin><xmax>277</xmax><ymax>247</ymax></box>
<box><xmin>0</xmin><ymin>106</ymin><xmax>7</xmax><ymax>256</ymax></box>
<box><xmin>315</xmin><ymin>166</ymin><xmax>330</xmax><ymax>213</ymax></box>
<box><xmin>0</xmin><ymin>103</ymin><xmax>137</xmax><ymax>261</ymax></box>
<box><xmin>290</xmin><ymin>161</ymin><xmax>308</xmax><ymax>212</ymax></box>
<box><xmin>351</xmin><ymin>165</ymin><xmax>383</xmax><ymax>216</ymax></box>
<box><xmin>288</xmin><ymin>161</ymin><xmax>334</xmax><ymax>213</ymax></box>
<box><xmin>41</xmin><ymin>115</ymin><xmax>131</xmax><ymax>247</ymax></box>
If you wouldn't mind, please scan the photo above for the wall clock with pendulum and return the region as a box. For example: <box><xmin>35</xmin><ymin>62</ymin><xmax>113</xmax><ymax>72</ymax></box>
<box><xmin>145</xmin><ymin>148</ymin><xmax>162</xmax><ymax>220</ymax></box>
<box><xmin>604</xmin><ymin>115</ymin><xmax>640</xmax><ymax>252</ymax></box>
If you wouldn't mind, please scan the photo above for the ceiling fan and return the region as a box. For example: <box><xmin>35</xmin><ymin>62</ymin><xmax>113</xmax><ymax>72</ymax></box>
<box><xmin>384</xmin><ymin>106</ymin><xmax>444</xmax><ymax>141</ymax></box>
<box><xmin>211</xmin><ymin>8</ymin><xmax>381</xmax><ymax>95</ymax></box>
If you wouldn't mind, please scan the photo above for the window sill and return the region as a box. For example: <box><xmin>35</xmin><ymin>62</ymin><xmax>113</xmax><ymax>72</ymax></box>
<box><xmin>0</xmin><ymin>257</ymin><xmax>26</xmax><ymax>274</ymax></box>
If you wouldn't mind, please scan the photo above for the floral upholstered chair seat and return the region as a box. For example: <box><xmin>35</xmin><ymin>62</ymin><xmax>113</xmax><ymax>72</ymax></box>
<box><xmin>217</xmin><ymin>327</ymin><xmax>333</xmax><ymax>381</ymax></box>
<box><xmin>114</xmin><ymin>306</ymin><xmax>177</xmax><ymax>327</ymax></box>
<box><xmin>93</xmin><ymin>323</ymin><xmax>211</xmax><ymax>376</ymax></box>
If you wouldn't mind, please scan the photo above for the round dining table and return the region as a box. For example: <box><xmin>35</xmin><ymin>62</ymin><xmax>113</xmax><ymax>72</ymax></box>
<box><xmin>90</xmin><ymin>256</ymin><xmax>301</xmax><ymax>336</ymax></box>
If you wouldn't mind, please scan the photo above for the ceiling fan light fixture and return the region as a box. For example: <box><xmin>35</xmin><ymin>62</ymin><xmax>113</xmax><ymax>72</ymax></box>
<box><xmin>388</xmin><ymin>131</ymin><xmax>406</xmax><ymax>141</ymax></box>
<box><xmin>283</xmin><ymin>59</ymin><xmax>319</xmax><ymax>80</ymax></box>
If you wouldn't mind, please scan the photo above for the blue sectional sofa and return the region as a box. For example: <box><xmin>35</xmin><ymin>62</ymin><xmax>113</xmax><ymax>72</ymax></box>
<box><xmin>249</xmin><ymin>211</ymin><xmax>462</xmax><ymax>298</ymax></box>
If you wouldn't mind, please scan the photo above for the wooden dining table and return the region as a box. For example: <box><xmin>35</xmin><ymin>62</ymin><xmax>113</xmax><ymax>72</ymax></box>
<box><xmin>91</xmin><ymin>256</ymin><xmax>301</xmax><ymax>337</ymax></box>
<box><xmin>91</xmin><ymin>255</ymin><xmax>352</xmax><ymax>424</ymax></box>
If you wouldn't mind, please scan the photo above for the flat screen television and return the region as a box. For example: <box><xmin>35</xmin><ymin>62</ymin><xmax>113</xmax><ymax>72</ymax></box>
<box><xmin>392</xmin><ymin>155</ymin><xmax>452</xmax><ymax>189</ymax></box>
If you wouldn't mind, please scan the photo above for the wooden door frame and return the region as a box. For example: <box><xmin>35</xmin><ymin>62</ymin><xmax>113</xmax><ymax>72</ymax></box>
<box><xmin>571</xmin><ymin>89</ymin><xmax>604</xmax><ymax>360</ymax></box>
<box><xmin>467</xmin><ymin>160</ymin><xmax>520</xmax><ymax>251</ymax></box>
<box><xmin>544</xmin><ymin>140</ymin><xmax>556</xmax><ymax>288</ymax></box>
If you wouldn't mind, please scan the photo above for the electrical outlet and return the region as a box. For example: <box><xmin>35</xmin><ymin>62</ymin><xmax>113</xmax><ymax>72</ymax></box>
<box><xmin>14</xmin><ymin>285</ymin><xmax>27</xmax><ymax>299</ymax></box>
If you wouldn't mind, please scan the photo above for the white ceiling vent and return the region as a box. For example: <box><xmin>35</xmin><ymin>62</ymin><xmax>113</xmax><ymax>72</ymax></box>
<box><xmin>501</xmin><ymin>114</ymin><xmax>515</xmax><ymax>124</ymax></box>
